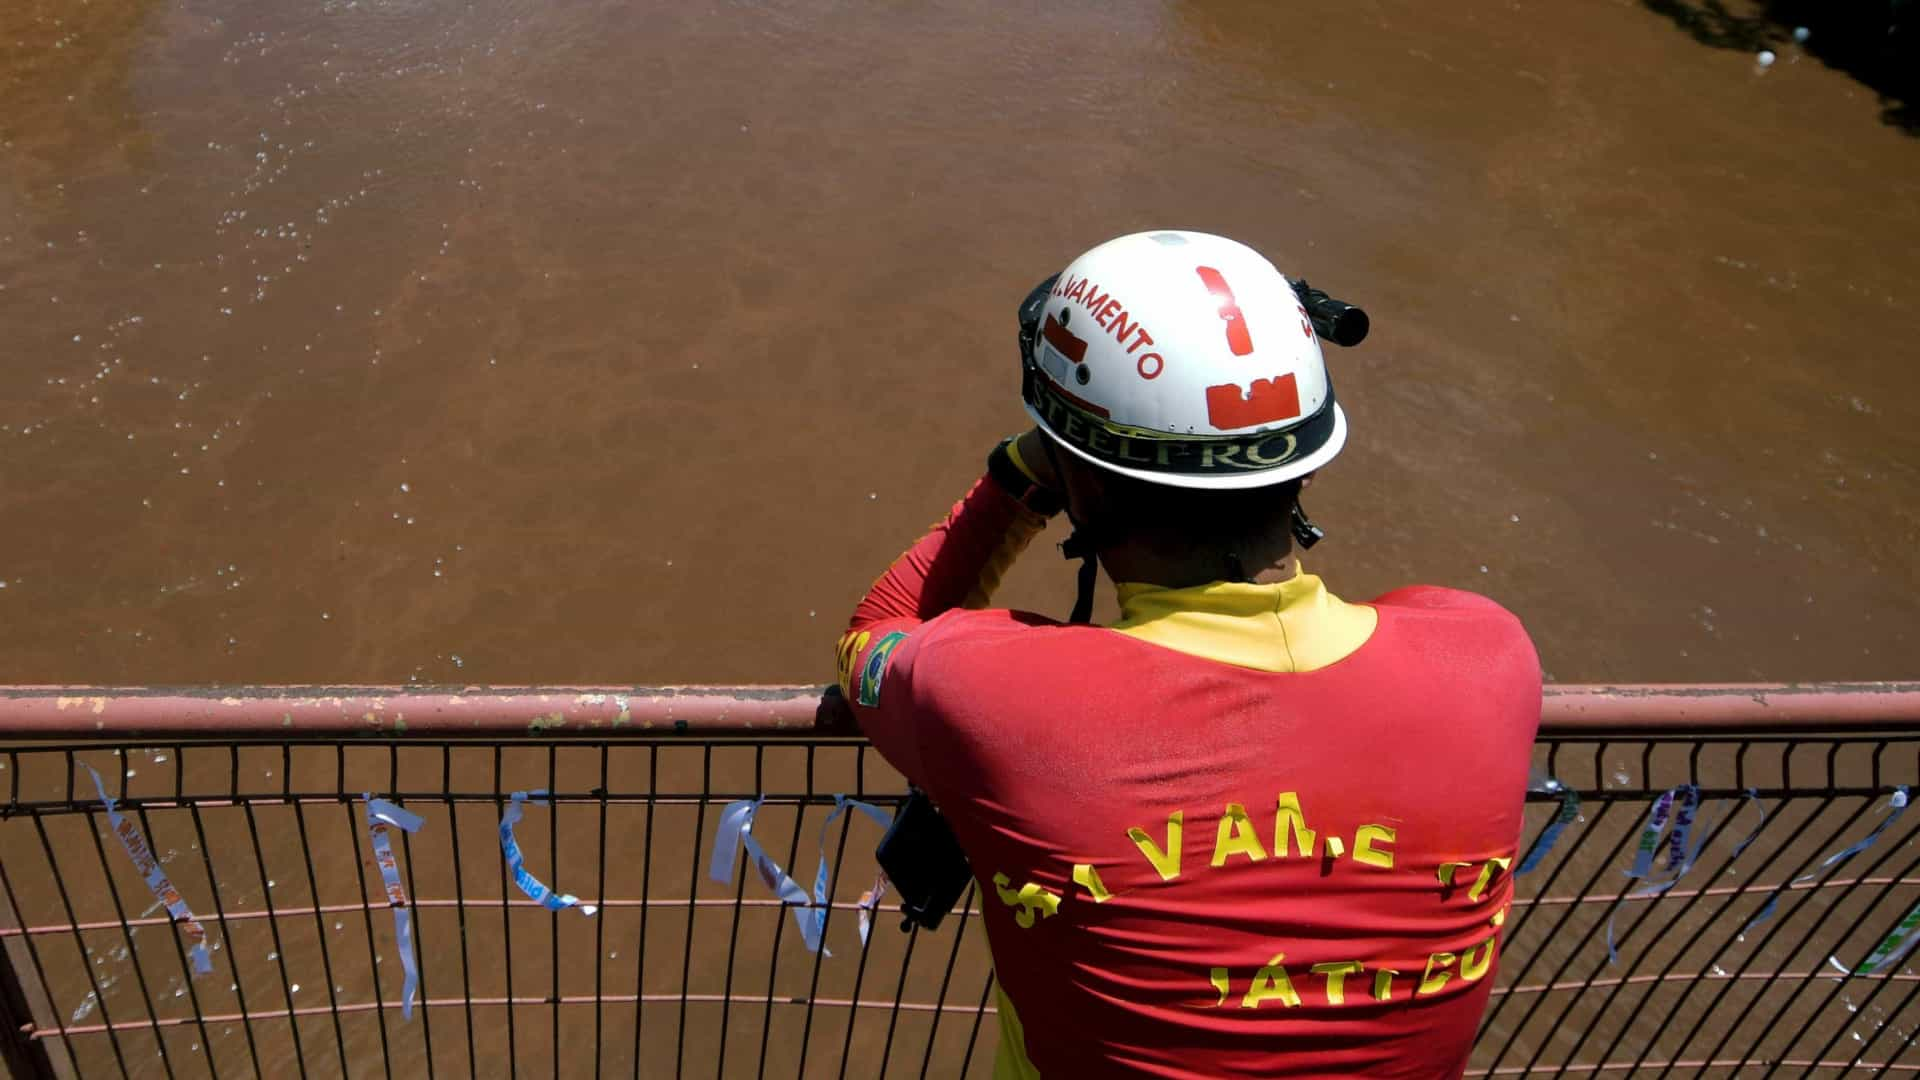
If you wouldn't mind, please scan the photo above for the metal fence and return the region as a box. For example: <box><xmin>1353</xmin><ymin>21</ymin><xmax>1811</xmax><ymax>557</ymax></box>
<box><xmin>0</xmin><ymin>683</ymin><xmax>1916</xmax><ymax>1078</ymax></box>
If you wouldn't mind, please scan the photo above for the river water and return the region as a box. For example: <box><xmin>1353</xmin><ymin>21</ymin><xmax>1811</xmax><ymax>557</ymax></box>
<box><xmin>2</xmin><ymin>0</ymin><xmax>1918</xmax><ymax>1074</ymax></box>
<box><xmin>4</xmin><ymin>0</ymin><xmax>1917</xmax><ymax>689</ymax></box>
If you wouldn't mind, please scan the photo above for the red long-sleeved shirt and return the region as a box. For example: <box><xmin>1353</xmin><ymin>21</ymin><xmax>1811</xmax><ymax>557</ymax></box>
<box><xmin>838</xmin><ymin>471</ymin><xmax>1540</xmax><ymax>1079</ymax></box>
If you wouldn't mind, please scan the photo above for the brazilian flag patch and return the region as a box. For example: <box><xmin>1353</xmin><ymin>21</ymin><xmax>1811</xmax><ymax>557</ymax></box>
<box><xmin>857</xmin><ymin>632</ymin><xmax>908</xmax><ymax>708</ymax></box>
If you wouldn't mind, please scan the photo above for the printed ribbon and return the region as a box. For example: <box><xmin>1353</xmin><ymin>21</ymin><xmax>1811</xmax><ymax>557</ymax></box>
<box><xmin>1604</xmin><ymin>788</ymin><xmax>1769</xmax><ymax>966</ymax></box>
<box><xmin>709</xmin><ymin>795</ymin><xmax>894</xmax><ymax>955</ymax></box>
<box><xmin>363</xmin><ymin>796</ymin><xmax>425</xmax><ymax>1019</ymax></box>
<box><xmin>1609</xmin><ymin>785</ymin><xmax>1710</xmax><ymax>965</ymax></box>
<box><xmin>84</xmin><ymin>766</ymin><xmax>214</xmax><ymax>976</ymax></box>
<box><xmin>1741</xmin><ymin>785</ymin><xmax>1909</xmax><ymax>938</ymax></box>
<box><xmin>500</xmin><ymin>791</ymin><xmax>598</xmax><ymax>916</ymax></box>
<box><xmin>1851</xmin><ymin>900</ymin><xmax>1920</xmax><ymax>976</ymax></box>
<box><xmin>1516</xmin><ymin>776</ymin><xmax>1580</xmax><ymax>876</ymax></box>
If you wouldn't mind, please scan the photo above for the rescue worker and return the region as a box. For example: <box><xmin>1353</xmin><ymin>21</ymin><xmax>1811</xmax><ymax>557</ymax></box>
<box><xmin>837</xmin><ymin>231</ymin><xmax>1540</xmax><ymax>1079</ymax></box>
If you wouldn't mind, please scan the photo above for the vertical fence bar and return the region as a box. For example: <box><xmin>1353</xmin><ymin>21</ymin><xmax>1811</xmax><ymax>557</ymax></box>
<box><xmin>673</xmin><ymin>746</ymin><xmax>713</xmax><ymax>1080</ymax></box>
<box><xmin>631</xmin><ymin>745</ymin><xmax>658</xmax><ymax>1080</ymax></box>
<box><xmin>593</xmin><ymin>744</ymin><xmax>609</xmax><ymax>1078</ymax></box>
<box><xmin>442</xmin><ymin>743</ymin><xmax>479</xmax><ymax>1077</ymax></box>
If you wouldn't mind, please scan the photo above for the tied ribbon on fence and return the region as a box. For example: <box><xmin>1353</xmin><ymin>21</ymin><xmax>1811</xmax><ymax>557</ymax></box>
<box><xmin>363</xmin><ymin>795</ymin><xmax>425</xmax><ymax>1020</ymax></box>
<box><xmin>1740</xmin><ymin>785</ymin><xmax>1910</xmax><ymax>940</ymax></box>
<box><xmin>1849</xmin><ymin>900</ymin><xmax>1920</xmax><ymax>976</ymax></box>
<box><xmin>83</xmin><ymin>765</ymin><xmax>214</xmax><ymax>976</ymax></box>
<box><xmin>1516</xmin><ymin>775</ymin><xmax>1580</xmax><ymax>876</ymax></box>
<box><xmin>500</xmin><ymin>791</ymin><xmax>598</xmax><ymax>916</ymax></box>
<box><xmin>1608</xmin><ymin>784</ymin><xmax>1725</xmax><ymax>965</ymax></box>
<box><xmin>709</xmin><ymin>795</ymin><xmax>893</xmax><ymax>955</ymax></box>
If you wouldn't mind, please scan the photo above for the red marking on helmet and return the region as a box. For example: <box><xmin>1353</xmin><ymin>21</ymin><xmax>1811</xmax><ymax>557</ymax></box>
<box><xmin>1205</xmin><ymin>374</ymin><xmax>1301</xmax><ymax>429</ymax></box>
<box><xmin>1049</xmin><ymin>382</ymin><xmax>1111</xmax><ymax>419</ymax></box>
<box><xmin>1040</xmin><ymin>311</ymin><xmax>1088</xmax><ymax>364</ymax></box>
<box><xmin>1195</xmin><ymin>266</ymin><xmax>1255</xmax><ymax>356</ymax></box>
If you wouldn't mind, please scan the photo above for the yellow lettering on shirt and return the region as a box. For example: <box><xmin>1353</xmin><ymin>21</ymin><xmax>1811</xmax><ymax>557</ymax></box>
<box><xmin>1072</xmin><ymin>863</ymin><xmax>1113</xmax><ymax>902</ymax></box>
<box><xmin>990</xmin><ymin>872</ymin><xmax>1061</xmax><ymax>929</ymax></box>
<box><xmin>1462</xmin><ymin>931</ymin><xmax>1498</xmax><ymax>982</ymax></box>
<box><xmin>1127</xmin><ymin>811</ymin><xmax>1183</xmax><ymax>882</ymax></box>
<box><xmin>1211</xmin><ymin>803</ymin><xmax>1268</xmax><ymax>867</ymax></box>
<box><xmin>1240</xmin><ymin>954</ymin><xmax>1301</xmax><ymax>1009</ymax></box>
<box><xmin>1467</xmin><ymin>856</ymin><xmax>1512</xmax><ymax>902</ymax></box>
<box><xmin>992</xmin><ymin>872</ymin><xmax>1020</xmax><ymax>907</ymax></box>
<box><xmin>1353</xmin><ymin>825</ymin><xmax>1396</xmax><ymax>869</ymax></box>
<box><xmin>834</xmin><ymin>631</ymin><xmax>870</xmax><ymax>699</ymax></box>
<box><xmin>1372</xmin><ymin>968</ymin><xmax>1398</xmax><ymax>1002</ymax></box>
<box><xmin>1208</xmin><ymin>967</ymin><xmax>1230</xmax><ymax>1007</ymax></box>
<box><xmin>1272</xmin><ymin>792</ymin><xmax>1317</xmax><ymax>858</ymax></box>
<box><xmin>1438</xmin><ymin>861</ymin><xmax>1470</xmax><ymax>887</ymax></box>
<box><xmin>1311</xmin><ymin>960</ymin><xmax>1364</xmax><ymax>1005</ymax></box>
<box><xmin>1418</xmin><ymin>951</ymin><xmax>1457</xmax><ymax>997</ymax></box>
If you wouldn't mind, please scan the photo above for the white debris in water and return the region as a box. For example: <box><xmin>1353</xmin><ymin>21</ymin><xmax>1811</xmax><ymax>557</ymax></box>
<box><xmin>1793</xmin><ymin>26</ymin><xmax>1810</xmax><ymax>43</ymax></box>
<box><xmin>1757</xmin><ymin>50</ymin><xmax>1776</xmax><ymax>67</ymax></box>
<box><xmin>290</xmin><ymin>983</ymin><xmax>301</xmax><ymax>994</ymax></box>
<box><xmin>71</xmin><ymin>990</ymin><xmax>98</xmax><ymax>1024</ymax></box>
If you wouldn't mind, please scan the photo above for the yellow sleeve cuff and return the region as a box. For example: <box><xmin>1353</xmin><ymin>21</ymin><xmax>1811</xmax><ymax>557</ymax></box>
<box><xmin>1003</xmin><ymin>436</ymin><xmax>1043</xmax><ymax>486</ymax></box>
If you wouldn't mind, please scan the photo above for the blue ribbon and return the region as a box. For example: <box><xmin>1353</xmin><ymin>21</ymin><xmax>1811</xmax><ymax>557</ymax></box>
<box><xmin>1516</xmin><ymin>778</ymin><xmax>1581</xmax><ymax>876</ymax></box>
<box><xmin>363</xmin><ymin>795</ymin><xmax>426</xmax><ymax>1018</ymax></box>
<box><xmin>500</xmin><ymin>791</ymin><xmax>597</xmax><ymax>916</ymax></box>
<box><xmin>1609</xmin><ymin>785</ymin><xmax>1707</xmax><ymax>965</ymax></box>
<box><xmin>709</xmin><ymin>795</ymin><xmax>894</xmax><ymax>954</ymax></box>
<box><xmin>1741</xmin><ymin>785</ymin><xmax>1909</xmax><ymax>938</ymax></box>
<box><xmin>87</xmin><ymin>766</ymin><xmax>214</xmax><ymax>977</ymax></box>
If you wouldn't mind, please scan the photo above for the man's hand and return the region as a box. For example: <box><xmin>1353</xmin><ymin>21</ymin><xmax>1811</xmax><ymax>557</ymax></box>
<box><xmin>1012</xmin><ymin>428</ymin><xmax>1062</xmax><ymax>493</ymax></box>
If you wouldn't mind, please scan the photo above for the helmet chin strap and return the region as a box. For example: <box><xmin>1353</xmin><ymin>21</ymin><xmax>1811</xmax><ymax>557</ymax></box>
<box><xmin>1036</xmin><ymin>436</ymin><xmax>1105</xmax><ymax>625</ymax></box>
<box><xmin>1290</xmin><ymin>502</ymin><xmax>1325</xmax><ymax>550</ymax></box>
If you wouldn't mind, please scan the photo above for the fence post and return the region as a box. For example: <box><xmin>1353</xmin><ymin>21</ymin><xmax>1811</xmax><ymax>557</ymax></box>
<box><xmin>0</xmin><ymin>939</ymin><xmax>56</xmax><ymax>1079</ymax></box>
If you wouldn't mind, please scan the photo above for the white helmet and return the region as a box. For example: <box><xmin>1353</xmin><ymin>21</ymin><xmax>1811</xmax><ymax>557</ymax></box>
<box><xmin>1018</xmin><ymin>230</ymin><xmax>1358</xmax><ymax>490</ymax></box>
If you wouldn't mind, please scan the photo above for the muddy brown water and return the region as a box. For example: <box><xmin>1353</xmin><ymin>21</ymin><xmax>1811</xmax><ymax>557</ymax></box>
<box><xmin>3</xmin><ymin>0</ymin><xmax>1919</xmax><ymax>1076</ymax></box>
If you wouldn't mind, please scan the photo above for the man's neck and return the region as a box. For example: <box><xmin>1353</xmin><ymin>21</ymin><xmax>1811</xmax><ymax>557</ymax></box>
<box><xmin>1098</xmin><ymin>535</ymin><xmax>1298</xmax><ymax>590</ymax></box>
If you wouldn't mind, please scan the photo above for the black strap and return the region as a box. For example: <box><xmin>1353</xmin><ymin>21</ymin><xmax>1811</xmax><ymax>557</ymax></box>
<box><xmin>1059</xmin><ymin>530</ymin><xmax>1099</xmax><ymax>624</ymax></box>
<box><xmin>1038</xmin><ymin>434</ymin><xmax>1103</xmax><ymax>625</ymax></box>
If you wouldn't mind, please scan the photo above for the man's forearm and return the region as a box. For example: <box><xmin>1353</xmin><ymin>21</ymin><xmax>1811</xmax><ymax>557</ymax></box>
<box><xmin>845</xmin><ymin>466</ymin><xmax>1051</xmax><ymax>634</ymax></box>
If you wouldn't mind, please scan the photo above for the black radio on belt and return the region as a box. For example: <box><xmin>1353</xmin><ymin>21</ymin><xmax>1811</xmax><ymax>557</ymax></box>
<box><xmin>875</xmin><ymin>787</ymin><xmax>974</xmax><ymax>932</ymax></box>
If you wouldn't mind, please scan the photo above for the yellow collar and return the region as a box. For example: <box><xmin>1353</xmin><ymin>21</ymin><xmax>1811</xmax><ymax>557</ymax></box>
<box><xmin>1110</xmin><ymin>564</ymin><xmax>1377</xmax><ymax>674</ymax></box>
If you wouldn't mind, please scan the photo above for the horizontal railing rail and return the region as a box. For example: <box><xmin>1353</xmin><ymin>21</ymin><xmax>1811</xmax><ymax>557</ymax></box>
<box><xmin>1</xmin><ymin>682</ymin><xmax>1917</xmax><ymax>739</ymax></box>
